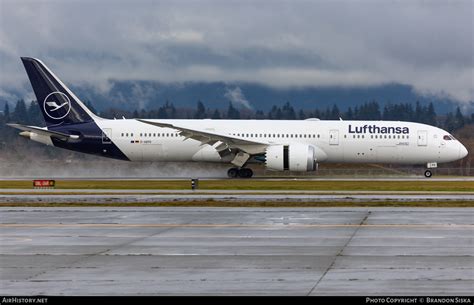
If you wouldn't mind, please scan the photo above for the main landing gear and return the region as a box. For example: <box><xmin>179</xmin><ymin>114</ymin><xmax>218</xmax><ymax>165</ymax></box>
<box><xmin>424</xmin><ymin>170</ymin><xmax>432</xmax><ymax>178</ymax></box>
<box><xmin>227</xmin><ymin>167</ymin><xmax>253</xmax><ymax>178</ymax></box>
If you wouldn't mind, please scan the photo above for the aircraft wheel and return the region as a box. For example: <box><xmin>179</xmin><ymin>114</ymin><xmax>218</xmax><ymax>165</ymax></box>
<box><xmin>238</xmin><ymin>168</ymin><xmax>253</xmax><ymax>178</ymax></box>
<box><xmin>424</xmin><ymin>170</ymin><xmax>432</xmax><ymax>178</ymax></box>
<box><xmin>227</xmin><ymin>168</ymin><xmax>239</xmax><ymax>178</ymax></box>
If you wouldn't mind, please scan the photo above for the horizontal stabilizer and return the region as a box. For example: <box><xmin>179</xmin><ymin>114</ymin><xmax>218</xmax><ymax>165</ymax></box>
<box><xmin>7</xmin><ymin>123</ymin><xmax>79</xmax><ymax>141</ymax></box>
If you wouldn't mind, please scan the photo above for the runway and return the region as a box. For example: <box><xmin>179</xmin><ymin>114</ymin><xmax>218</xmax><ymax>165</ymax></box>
<box><xmin>1</xmin><ymin>207</ymin><xmax>473</xmax><ymax>295</ymax></box>
<box><xmin>1</xmin><ymin>193</ymin><xmax>473</xmax><ymax>204</ymax></box>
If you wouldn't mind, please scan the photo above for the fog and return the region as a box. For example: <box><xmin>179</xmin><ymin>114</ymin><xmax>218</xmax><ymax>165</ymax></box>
<box><xmin>0</xmin><ymin>160</ymin><xmax>229</xmax><ymax>179</ymax></box>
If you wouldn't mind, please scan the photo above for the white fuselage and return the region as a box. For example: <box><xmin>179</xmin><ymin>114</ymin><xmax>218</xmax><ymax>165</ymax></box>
<box><xmin>17</xmin><ymin>57</ymin><xmax>468</xmax><ymax>171</ymax></box>
<box><xmin>94</xmin><ymin>119</ymin><xmax>467</xmax><ymax>165</ymax></box>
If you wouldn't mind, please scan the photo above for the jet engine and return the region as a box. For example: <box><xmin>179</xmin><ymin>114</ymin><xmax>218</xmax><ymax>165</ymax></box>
<box><xmin>264</xmin><ymin>144</ymin><xmax>327</xmax><ymax>171</ymax></box>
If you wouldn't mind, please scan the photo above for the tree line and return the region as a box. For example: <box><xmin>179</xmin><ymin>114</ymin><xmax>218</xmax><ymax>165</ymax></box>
<box><xmin>1</xmin><ymin>99</ymin><xmax>472</xmax><ymax>133</ymax></box>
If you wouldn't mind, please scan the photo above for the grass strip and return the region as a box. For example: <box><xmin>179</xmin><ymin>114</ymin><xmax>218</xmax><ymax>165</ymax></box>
<box><xmin>1</xmin><ymin>179</ymin><xmax>473</xmax><ymax>192</ymax></box>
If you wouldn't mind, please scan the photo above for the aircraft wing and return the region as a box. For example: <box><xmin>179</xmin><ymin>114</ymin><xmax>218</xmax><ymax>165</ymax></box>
<box><xmin>7</xmin><ymin>123</ymin><xmax>78</xmax><ymax>141</ymax></box>
<box><xmin>136</xmin><ymin>119</ymin><xmax>268</xmax><ymax>154</ymax></box>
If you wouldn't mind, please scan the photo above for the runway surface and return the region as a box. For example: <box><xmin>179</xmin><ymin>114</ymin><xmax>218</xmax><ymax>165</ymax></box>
<box><xmin>1</xmin><ymin>207</ymin><xmax>473</xmax><ymax>295</ymax></box>
<box><xmin>1</xmin><ymin>193</ymin><xmax>473</xmax><ymax>204</ymax></box>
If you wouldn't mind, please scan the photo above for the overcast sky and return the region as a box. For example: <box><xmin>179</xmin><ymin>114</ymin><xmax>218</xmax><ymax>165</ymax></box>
<box><xmin>0</xmin><ymin>0</ymin><xmax>472</xmax><ymax>103</ymax></box>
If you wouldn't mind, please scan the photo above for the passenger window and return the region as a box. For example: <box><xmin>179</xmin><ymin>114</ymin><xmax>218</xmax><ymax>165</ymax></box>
<box><xmin>131</xmin><ymin>133</ymin><xmax>133</xmax><ymax>137</ymax></box>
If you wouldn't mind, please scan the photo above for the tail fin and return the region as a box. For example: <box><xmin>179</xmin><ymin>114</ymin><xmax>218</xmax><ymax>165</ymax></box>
<box><xmin>21</xmin><ymin>57</ymin><xmax>100</xmax><ymax>126</ymax></box>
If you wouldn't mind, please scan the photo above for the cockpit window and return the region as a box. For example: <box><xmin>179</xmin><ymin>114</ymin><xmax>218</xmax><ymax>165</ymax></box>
<box><xmin>443</xmin><ymin>135</ymin><xmax>453</xmax><ymax>140</ymax></box>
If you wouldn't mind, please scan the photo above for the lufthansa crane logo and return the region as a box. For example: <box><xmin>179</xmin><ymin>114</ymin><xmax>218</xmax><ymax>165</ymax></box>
<box><xmin>43</xmin><ymin>91</ymin><xmax>71</xmax><ymax>120</ymax></box>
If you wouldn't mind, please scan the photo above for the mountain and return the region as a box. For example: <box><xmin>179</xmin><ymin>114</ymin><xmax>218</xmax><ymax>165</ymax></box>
<box><xmin>1</xmin><ymin>81</ymin><xmax>471</xmax><ymax>114</ymax></box>
<box><xmin>71</xmin><ymin>81</ymin><xmax>469</xmax><ymax>114</ymax></box>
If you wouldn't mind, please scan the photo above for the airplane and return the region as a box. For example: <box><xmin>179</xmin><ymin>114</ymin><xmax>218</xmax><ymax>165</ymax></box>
<box><xmin>8</xmin><ymin>57</ymin><xmax>468</xmax><ymax>178</ymax></box>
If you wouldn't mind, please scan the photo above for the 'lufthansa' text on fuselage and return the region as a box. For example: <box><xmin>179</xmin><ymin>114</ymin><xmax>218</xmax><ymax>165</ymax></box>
<box><xmin>348</xmin><ymin>124</ymin><xmax>410</xmax><ymax>134</ymax></box>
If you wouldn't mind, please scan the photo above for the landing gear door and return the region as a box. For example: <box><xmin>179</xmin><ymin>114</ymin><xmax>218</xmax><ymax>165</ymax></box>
<box><xmin>329</xmin><ymin>129</ymin><xmax>339</xmax><ymax>145</ymax></box>
<box><xmin>417</xmin><ymin>130</ymin><xmax>428</xmax><ymax>146</ymax></box>
<box><xmin>102</xmin><ymin>128</ymin><xmax>112</xmax><ymax>144</ymax></box>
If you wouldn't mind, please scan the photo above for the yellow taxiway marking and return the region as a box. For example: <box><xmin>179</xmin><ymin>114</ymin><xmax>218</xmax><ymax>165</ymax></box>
<box><xmin>0</xmin><ymin>223</ymin><xmax>472</xmax><ymax>228</ymax></box>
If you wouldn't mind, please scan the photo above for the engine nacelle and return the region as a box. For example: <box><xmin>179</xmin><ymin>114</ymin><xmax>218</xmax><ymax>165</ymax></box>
<box><xmin>265</xmin><ymin>144</ymin><xmax>327</xmax><ymax>171</ymax></box>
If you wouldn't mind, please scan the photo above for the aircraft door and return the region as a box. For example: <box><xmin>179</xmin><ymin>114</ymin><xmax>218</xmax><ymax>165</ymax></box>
<box><xmin>329</xmin><ymin>129</ymin><xmax>339</xmax><ymax>145</ymax></box>
<box><xmin>417</xmin><ymin>130</ymin><xmax>428</xmax><ymax>146</ymax></box>
<box><xmin>102</xmin><ymin>128</ymin><xmax>112</xmax><ymax>144</ymax></box>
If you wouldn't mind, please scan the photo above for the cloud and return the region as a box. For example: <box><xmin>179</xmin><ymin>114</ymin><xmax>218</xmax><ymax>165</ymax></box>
<box><xmin>0</xmin><ymin>0</ymin><xmax>472</xmax><ymax>104</ymax></box>
<box><xmin>224</xmin><ymin>87</ymin><xmax>252</xmax><ymax>109</ymax></box>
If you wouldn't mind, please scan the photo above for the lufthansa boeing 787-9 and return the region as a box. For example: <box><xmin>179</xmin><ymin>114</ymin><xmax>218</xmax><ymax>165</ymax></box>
<box><xmin>8</xmin><ymin>57</ymin><xmax>468</xmax><ymax>178</ymax></box>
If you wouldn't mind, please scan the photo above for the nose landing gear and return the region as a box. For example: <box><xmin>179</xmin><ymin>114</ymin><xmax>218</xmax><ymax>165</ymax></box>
<box><xmin>424</xmin><ymin>162</ymin><xmax>437</xmax><ymax>178</ymax></box>
<box><xmin>227</xmin><ymin>167</ymin><xmax>253</xmax><ymax>178</ymax></box>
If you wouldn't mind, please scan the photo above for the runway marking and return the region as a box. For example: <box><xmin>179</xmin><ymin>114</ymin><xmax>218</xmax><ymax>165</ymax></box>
<box><xmin>0</xmin><ymin>223</ymin><xmax>472</xmax><ymax>228</ymax></box>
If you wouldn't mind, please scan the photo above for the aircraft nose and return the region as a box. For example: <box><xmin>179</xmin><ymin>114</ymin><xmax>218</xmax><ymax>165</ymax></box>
<box><xmin>459</xmin><ymin>143</ymin><xmax>468</xmax><ymax>159</ymax></box>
